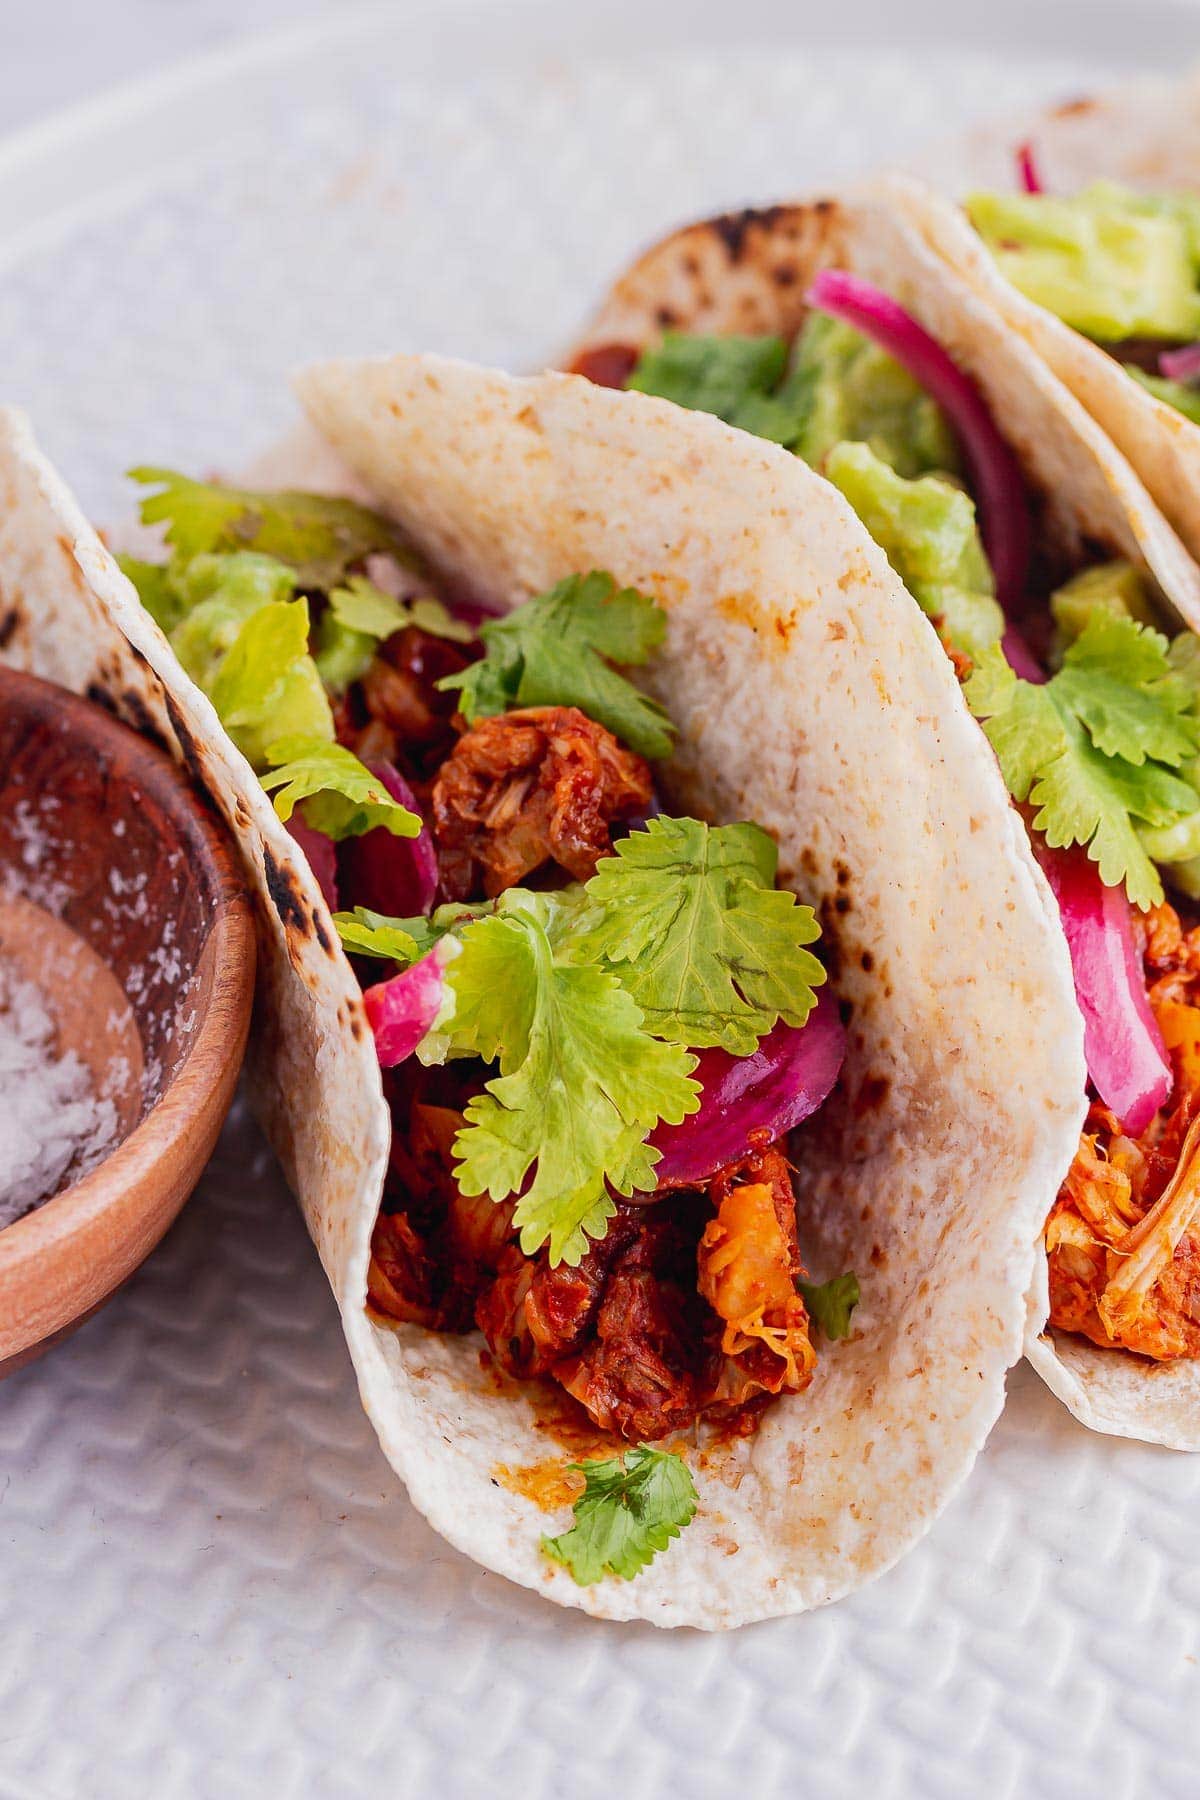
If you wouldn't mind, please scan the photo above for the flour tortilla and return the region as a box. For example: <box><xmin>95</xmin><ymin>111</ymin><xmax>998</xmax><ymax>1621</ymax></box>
<box><xmin>569</xmin><ymin>181</ymin><xmax>1200</xmax><ymax>629</ymax></box>
<box><xmin>0</xmin><ymin>373</ymin><xmax>1083</xmax><ymax>1625</ymax></box>
<box><xmin>567</xmin><ymin>192</ymin><xmax>1200</xmax><ymax>1451</ymax></box>
<box><xmin>893</xmin><ymin>73</ymin><xmax>1200</xmax><ymax>576</ymax></box>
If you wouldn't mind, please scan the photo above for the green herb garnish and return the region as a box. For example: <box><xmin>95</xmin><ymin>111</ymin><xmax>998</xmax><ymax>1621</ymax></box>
<box><xmin>573</xmin><ymin>817</ymin><xmax>824</xmax><ymax>1053</ymax></box>
<box><xmin>541</xmin><ymin>1445</ymin><xmax>698</xmax><ymax>1585</ymax></box>
<box><xmin>966</xmin><ymin>612</ymin><xmax>1200</xmax><ymax>907</ymax></box>
<box><xmin>439</xmin><ymin>571</ymin><xmax>673</xmax><ymax>760</ymax></box>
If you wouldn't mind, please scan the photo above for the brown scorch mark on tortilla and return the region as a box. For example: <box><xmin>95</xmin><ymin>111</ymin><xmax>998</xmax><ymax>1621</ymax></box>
<box><xmin>262</xmin><ymin>844</ymin><xmax>310</xmax><ymax>936</ymax></box>
<box><xmin>711</xmin><ymin>205</ymin><xmax>791</xmax><ymax>261</ymax></box>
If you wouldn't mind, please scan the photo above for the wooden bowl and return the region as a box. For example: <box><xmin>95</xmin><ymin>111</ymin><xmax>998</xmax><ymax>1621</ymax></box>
<box><xmin>0</xmin><ymin>666</ymin><xmax>256</xmax><ymax>1374</ymax></box>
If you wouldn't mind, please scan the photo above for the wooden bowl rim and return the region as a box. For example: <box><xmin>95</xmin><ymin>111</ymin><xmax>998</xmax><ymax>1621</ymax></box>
<box><xmin>0</xmin><ymin>664</ymin><xmax>256</xmax><ymax>1280</ymax></box>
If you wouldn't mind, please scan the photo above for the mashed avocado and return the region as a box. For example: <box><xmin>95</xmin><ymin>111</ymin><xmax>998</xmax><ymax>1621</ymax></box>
<box><xmin>966</xmin><ymin>186</ymin><xmax>1200</xmax><ymax>343</ymax></box>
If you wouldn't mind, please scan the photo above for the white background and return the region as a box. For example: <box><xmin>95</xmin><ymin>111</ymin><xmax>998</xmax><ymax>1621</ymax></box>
<box><xmin>0</xmin><ymin>1</ymin><xmax>339</xmax><ymax>130</ymax></box>
<box><xmin>1</xmin><ymin>0</ymin><xmax>1192</xmax><ymax>134</ymax></box>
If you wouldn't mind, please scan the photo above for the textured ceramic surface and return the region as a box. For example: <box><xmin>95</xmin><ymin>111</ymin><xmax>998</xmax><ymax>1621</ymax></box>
<box><xmin>1</xmin><ymin>13</ymin><xmax>1197</xmax><ymax>1795</ymax></box>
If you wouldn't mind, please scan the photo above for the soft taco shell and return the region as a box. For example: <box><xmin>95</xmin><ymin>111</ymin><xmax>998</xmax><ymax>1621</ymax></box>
<box><xmin>567</xmin><ymin>182</ymin><xmax>1200</xmax><ymax>629</ymax></box>
<box><xmin>2</xmin><ymin>368</ymin><xmax>1083</xmax><ymax>1626</ymax></box>
<box><xmin>893</xmin><ymin>74</ymin><xmax>1200</xmax><ymax>574</ymax></box>
<box><xmin>565</xmin><ymin>192</ymin><xmax>1200</xmax><ymax>1450</ymax></box>
<box><xmin>294</xmin><ymin>353</ymin><xmax>1090</xmax><ymax>1611</ymax></box>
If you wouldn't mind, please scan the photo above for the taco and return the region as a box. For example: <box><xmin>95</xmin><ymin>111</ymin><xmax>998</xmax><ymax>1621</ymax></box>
<box><xmin>566</xmin><ymin>188</ymin><xmax>1200</xmax><ymax>1449</ymax></box>
<box><xmin>0</xmin><ymin>371</ymin><xmax>1082</xmax><ymax>1626</ymax></box>
<box><xmin>890</xmin><ymin>71</ymin><xmax>1200</xmax><ymax>570</ymax></box>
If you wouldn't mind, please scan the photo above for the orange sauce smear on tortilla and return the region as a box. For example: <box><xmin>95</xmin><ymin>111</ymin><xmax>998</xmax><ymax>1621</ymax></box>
<box><xmin>480</xmin><ymin>1349</ymin><xmax>755</xmax><ymax>1510</ymax></box>
<box><xmin>492</xmin><ymin>1458</ymin><xmax>588</xmax><ymax>1512</ymax></box>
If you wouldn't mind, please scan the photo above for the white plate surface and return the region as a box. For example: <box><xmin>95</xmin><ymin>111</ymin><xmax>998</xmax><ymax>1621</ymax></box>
<box><xmin>3</xmin><ymin>9</ymin><xmax>1200</xmax><ymax>1796</ymax></box>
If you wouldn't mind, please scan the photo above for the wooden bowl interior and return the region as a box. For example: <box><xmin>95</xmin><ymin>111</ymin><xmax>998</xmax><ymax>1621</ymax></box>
<box><xmin>0</xmin><ymin>693</ymin><xmax>221</xmax><ymax>1127</ymax></box>
<box><xmin>0</xmin><ymin>894</ymin><xmax>144</xmax><ymax>1143</ymax></box>
<box><xmin>0</xmin><ymin>666</ymin><xmax>255</xmax><ymax>1367</ymax></box>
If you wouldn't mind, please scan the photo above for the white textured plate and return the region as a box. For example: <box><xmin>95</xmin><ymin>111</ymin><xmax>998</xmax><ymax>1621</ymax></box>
<box><xmin>3</xmin><ymin>8</ymin><xmax>1200</xmax><ymax>1795</ymax></box>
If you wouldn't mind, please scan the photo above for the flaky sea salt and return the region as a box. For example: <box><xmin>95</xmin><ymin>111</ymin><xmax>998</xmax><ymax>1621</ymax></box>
<box><xmin>0</xmin><ymin>962</ymin><xmax>118</xmax><ymax>1229</ymax></box>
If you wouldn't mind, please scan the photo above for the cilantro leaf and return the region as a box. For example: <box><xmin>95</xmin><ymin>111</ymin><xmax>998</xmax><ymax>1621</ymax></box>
<box><xmin>966</xmin><ymin>636</ymin><xmax>1200</xmax><ymax>908</ymax></box>
<box><xmin>128</xmin><ymin>468</ymin><xmax>416</xmax><ymax>588</ymax></box>
<box><xmin>798</xmin><ymin>1272</ymin><xmax>860</xmax><ymax>1340</ymax></box>
<box><xmin>261</xmin><ymin>737</ymin><xmax>422</xmax><ymax>841</ymax></box>
<box><xmin>627</xmin><ymin>333</ymin><xmax>801</xmax><ymax>443</ymax></box>
<box><xmin>448</xmin><ymin>644</ymin><xmax>522</xmax><ymax>720</ymax></box>
<box><xmin>965</xmin><ymin>649</ymin><xmax>1067</xmax><ymax>800</ymax></box>
<box><xmin>573</xmin><ymin>817</ymin><xmax>825</xmax><ymax>1053</ymax></box>
<box><xmin>1052</xmin><ymin>611</ymin><xmax>1199</xmax><ymax>766</ymax></box>
<box><xmin>1028</xmin><ymin>713</ymin><xmax>1193</xmax><ymax>905</ymax></box>
<box><xmin>439</xmin><ymin>571</ymin><xmax>674</xmax><ymax>760</ymax></box>
<box><xmin>442</xmin><ymin>894</ymin><xmax>700</xmax><ymax>1264</ymax></box>
<box><xmin>315</xmin><ymin>577</ymin><xmax>473</xmax><ymax>692</ymax></box>
<box><xmin>541</xmin><ymin>1445</ymin><xmax>698</xmax><ymax>1585</ymax></box>
<box><xmin>326</xmin><ymin>575</ymin><xmax>471</xmax><ymax>644</ymax></box>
